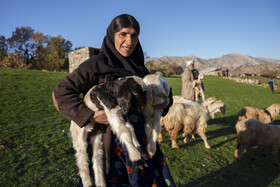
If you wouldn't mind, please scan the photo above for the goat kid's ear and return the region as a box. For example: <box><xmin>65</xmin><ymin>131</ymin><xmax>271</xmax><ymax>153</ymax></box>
<box><xmin>117</xmin><ymin>83</ymin><xmax>132</xmax><ymax>114</ymax></box>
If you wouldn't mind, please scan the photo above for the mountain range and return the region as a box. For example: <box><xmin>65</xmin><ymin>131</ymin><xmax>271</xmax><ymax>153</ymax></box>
<box><xmin>149</xmin><ymin>53</ymin><xmax>280</xmax><ymax>75</ymax></box>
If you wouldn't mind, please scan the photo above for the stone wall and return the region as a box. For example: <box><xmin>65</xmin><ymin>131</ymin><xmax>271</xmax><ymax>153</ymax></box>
<box><xmin>68</xmin><ymin>47</ymin><xmax>99</xmax><ymax>73</ymax></box>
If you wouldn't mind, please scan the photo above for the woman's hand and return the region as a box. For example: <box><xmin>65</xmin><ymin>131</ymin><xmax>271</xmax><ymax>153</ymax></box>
<box><xmin>90</xmin><ymin>110</ymin><xmax>109</xmax><ymax>125</ymax></box>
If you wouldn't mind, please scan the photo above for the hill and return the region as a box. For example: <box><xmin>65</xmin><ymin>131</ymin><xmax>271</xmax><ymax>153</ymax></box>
<box><xmin>149</xmin><ymin>53</ymin><xmax>280</xmax><ymax>75</ymax></box>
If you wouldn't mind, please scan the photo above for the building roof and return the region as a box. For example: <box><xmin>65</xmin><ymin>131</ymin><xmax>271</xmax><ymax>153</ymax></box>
<box><xmin>199</xmin><ymin>67</ymin><xmax>220</xmax><ymax>74</ymax></box>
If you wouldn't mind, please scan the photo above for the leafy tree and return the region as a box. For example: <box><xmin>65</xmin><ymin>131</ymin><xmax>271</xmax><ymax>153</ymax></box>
<box><xmin>31</xmin><ymin>32</ymin><xmax>50</xmax><ymax>70</ymax></box>
<box><xmin>0</xmin><ymin>52</ymin><xmax>25</xmax><ymax>68</ymax></box>
<box><xmin>46</xmin><ymin>35</ymin><xmax>72</xmax><ymax>71</ymax></box>
<box><xmin>168</xmin><ymin>62</ymin><xmax>183</xmax><ymax>75</ymax></box>
<box><xmin>8</xmin><ymin>26</ymin><xmax>36</xmax><ymax>66</ymax></box>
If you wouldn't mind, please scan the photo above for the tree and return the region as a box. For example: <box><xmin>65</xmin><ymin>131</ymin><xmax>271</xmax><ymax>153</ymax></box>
<box><xmin>168</xmin><ymin>62</ymin><xmax>183</xmax><ymax>75</ymax></box>
<box><xmin>8</xmin><ymin>26</ymin><xmax>36</xmax><ymax>66</ymax></box>
<box><xmin>0</xmin><ymin>52</ymin><xmax>25</xmax><ymax>69</ymax></box>
<box><xmin>31</xmin><ymin>32</ymin><xmax>50</xmax><ymax>70</ymax></box>
<box><xmin>0</xmin><ymin>35</ymin><xmax>8</xmax><ymax>62</ymax></box>
<box><xmin>46</xmin><ymin>35</ymin><xmax>72</xmax><ymax>71</ymax></box>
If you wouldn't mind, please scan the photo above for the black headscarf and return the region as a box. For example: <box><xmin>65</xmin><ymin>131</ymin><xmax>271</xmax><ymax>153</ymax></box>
<box><xmin>88</xmin><ymin>14</ymin><xmax>149</xmax><ymax>81</ymax></box>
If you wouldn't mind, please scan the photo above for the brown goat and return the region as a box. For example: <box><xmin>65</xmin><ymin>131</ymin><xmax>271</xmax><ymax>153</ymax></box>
<box><xmin>237</xmin><ymin>104</ymin><xmax>280</xmax><ymax>123</ymax></box>
<box><xmin>235</xmin><ymin>118</ymin><xmax>280</xmax><ymax>166</ymax></box>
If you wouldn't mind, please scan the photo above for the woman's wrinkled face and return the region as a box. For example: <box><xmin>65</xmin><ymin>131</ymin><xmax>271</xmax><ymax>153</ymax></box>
<box><xmin>114</xmin><ymin>27</ymin><xmax>138</xmax><ymax>57</ymax></box>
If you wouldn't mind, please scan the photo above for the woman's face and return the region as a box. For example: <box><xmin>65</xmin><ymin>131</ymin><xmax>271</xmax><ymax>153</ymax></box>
<box><xmin>114</xmin><ymin>27</ymin><xmax>138</xmax><ymax>57</ymax></box>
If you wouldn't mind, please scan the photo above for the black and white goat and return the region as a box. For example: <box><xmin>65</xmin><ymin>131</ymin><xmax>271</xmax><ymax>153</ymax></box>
<box><xmin>70</xmin><ymin>76</ymin><xmax>148</xmax><ymax>187</ymax></box>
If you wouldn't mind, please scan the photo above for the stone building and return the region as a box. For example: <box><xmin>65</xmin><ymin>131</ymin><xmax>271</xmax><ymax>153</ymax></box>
<box><xmin>68</xmin><ymin>47</ymin><xmax>99</xmax><ymax>73</ymax></box>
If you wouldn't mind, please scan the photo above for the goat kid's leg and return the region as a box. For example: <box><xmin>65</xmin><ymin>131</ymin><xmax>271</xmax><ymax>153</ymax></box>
<box><xmin>235</xmin><ymin>143</ymin><xmax>244</xmax><ymax>159</ymax></box>
<box><xmin>144</xmin><ymin>114</ymin><xmax>153</xmax><ymax>150</ymax></box>
<box><xmin>263</xmin><ymin>147</ymin><xmax>271</xmax><ymax>157</ymax></box>
<box><xmin>70</xmin><ymin>124</ymin><xmax>92</xmax><ymax>187</ymax></box>
<box><xmin>91</xmin><ymin>134</ymin><xmax>106</xmax><ymax>187</ymax></box>
<box><xmin>147</xmin><ymin>111</ymin><xmax>162</xmax><ymax>158</ymax></box>
<box><xmin>125</xmin><ymin>121</ymin><xmax>148</xmax><ymax>160</ymax></box>
<box><xmin>195</xmin><ymin>91</ymin><xmax>199</xmax><ymax>101</ymax></box>
<box><xmin>191</xmin><ymin>134</ymin><xmax>196</xmax><ymax>140</ymax></box>
<box><xmin>272</xmin><ymin>145</ymin><xmax>279</xmax><ymax>166</ymax></box>
<box><xmin>158</xmin><ymin>129</ymin><xmax>164</xmax><ymax>143</ymax></box>
<box><xmin>168</xmin><ymin>130</ymin><xmax>179</xmax><ymax>149</ymax></box>
<box><xmin>197</xmin><ymin>131</ymin><xmax>211</xmax><ymax>149</ymax></box>
<box><xmin>201</xmin><ymin>90</ymin><xmax>205</xmax><ymax>102</ymax></box>
<box><xmin>183</xmin><ymin>133</ymin><xmax>189</xmax><ymax>144</ymax></box>
<box><xmin>246</xmin><ymin>147</ymin><xmax>255</xmax><ymax>160</ymax></box>
<box><xmin>106</xmin><ymin>108</ymin><xmax>145</xmax><ymax>169</ymax></box>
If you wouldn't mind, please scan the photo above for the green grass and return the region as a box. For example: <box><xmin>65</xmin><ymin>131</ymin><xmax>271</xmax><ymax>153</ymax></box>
<box><xmin>1</xmin><ymin>68</ymin><xmax>280</xmax><ymax>186</ymax></box>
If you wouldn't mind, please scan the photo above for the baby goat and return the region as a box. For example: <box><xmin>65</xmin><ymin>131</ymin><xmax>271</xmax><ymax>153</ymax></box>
<box><xmin>70</xmin><ymin>76</ymin><xmax>147</xmax><ymax>187</ymax></box>
<box><xmin>193</xmin><ymin>73</ymin><xmax>205</xmax><ymax>102</ymax></box>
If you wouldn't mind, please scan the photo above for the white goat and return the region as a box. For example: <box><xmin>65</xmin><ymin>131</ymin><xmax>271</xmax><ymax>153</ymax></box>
<box><xmin>159</xmin><ymin>103</ymin><xmax>211</xmax><ymax>149</ymax></box>
<box><xmin>173</xmin><ymin>95</ymin><xmax>226</xmax><ymax>119</ymax></box>
<box><xmin>143</xmin><ymin>74</ymin><xmax>171</xmax><ymax>158</ymax></box>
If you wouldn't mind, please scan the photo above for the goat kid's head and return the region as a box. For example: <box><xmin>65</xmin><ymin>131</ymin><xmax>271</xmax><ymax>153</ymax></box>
<box><xmin>117</xmin><ymin>77</ymin><xmax>146</xmax><ymax>114</ymax></box>
<box><xmin>220</xmin><ymin>105</ymin><xmax>226</xmax><ymax>115</ymax></box>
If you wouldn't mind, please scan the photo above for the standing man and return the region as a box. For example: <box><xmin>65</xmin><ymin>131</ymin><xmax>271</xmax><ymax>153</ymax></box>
<box><xmin>268</xmin><ymin>78</ymin><xmax>276</xmax><ymax>94</ymax></box>
<box><xmin>182</xmin><ymin>60</ymin><xmax>195</xmax><ymax>100</ymax></box>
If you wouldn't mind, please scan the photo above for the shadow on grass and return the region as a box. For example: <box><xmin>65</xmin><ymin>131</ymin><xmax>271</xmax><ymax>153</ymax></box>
<box><xmin>273</xmin><ymin>119</ymin><xmax>280</xmax><ymax>125</ymax></box>
<box><xmin>207</xmin><ymin>115</ymin><xmax>238</xmax><ymax>126</ymax></box>
<box><xmin>178</xmin><ymin>116</ymin><xmax>280</xmax><ymax>186</ymax></box>
<box><xmin>180</xmin><ymin>148</ymin><xmax>280</xmax><ymax>187</ymax></box>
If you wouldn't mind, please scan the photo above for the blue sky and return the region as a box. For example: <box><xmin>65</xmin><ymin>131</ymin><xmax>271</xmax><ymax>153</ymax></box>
<box><xmin>1</xmin><ymin>0</ymin><xmax>280</xmax><ymax>60</ymax></box>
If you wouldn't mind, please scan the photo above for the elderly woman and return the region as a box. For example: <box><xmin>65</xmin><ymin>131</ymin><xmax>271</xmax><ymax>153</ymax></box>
<box><xmin>53</xmin><ymin>14</ymin><xmax>175</xmax><ymax>187</ymax></box>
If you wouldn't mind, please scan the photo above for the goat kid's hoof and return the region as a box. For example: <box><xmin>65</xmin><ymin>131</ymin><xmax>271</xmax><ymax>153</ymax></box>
<box><xmin>134</xmin><ymin>159</ymin><xmax>148</xmax><ymax>170</ymax></box>
<box><xmin>142</xmin><ymin>154</ymin><xmax>149</xmax><ymax>160</ymax></box>
<box><xmin>234</xmin><ymin>155</ymin><xmax>240</xmax><ymax>160</ymax></box>
<box><xmin>140</xmin><ymin>150</ymin><xmax>149</xmax><ymax>161</ymax></box>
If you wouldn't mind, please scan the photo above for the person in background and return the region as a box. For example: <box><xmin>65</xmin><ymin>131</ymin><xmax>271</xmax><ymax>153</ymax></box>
<box><xmin>268</xmin><ymin>78</ymin><xmax>277</xmax><ymax>94</ymax></box>
<box><xmin>181</xmin><ymin>60</ymin><xmax>195</xmax><ymax>100</ymax></box>
<box><xmin>52</xmin><ymin>14</ymin><xmax>175</xmax><ymax>187</ymax></box>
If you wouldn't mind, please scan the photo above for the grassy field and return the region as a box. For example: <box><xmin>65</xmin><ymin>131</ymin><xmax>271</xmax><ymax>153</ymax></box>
<box><xmin>0</xmin><ymin>68</ymin><xmax>280</xmax><ymax>187</ymax></box>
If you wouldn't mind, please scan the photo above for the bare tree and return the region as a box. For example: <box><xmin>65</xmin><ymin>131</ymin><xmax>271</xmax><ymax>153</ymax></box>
<box><xmin>8</xmin><ymin>26</ymin><xmax>37</xmax><ymax>66</ymax></box>
<box><xmin>0</xmin><ymin>35</ymin><xmax>8</xmax><ymax>61</ymax></box>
